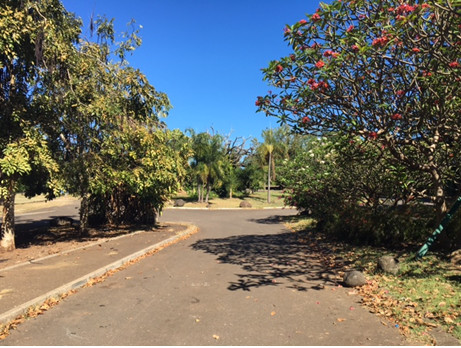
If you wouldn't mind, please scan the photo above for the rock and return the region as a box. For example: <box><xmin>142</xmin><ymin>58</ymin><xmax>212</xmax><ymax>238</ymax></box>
<box><xmin>239</xmin><ymin>201</ymin><xmax>252</xmax><ymax>208</ymax></box>
<box><xmin>377</xmin><ymin>256</ymin><xmax>400</xmax><ymax>275</ymax></box>
<box><xmin>49</xmin><ymin>216</ymin><xmax>75</xmax><ymax>227</ymax></box>
<box><xmin>343</xmin><ymin>270</ymin><xmax>367</xmax><ymax>287</ymax></box>
<box><xmin>174</xmin><ymin>199</ymin><xmax>186</xmax><ymax>207</ymax></box>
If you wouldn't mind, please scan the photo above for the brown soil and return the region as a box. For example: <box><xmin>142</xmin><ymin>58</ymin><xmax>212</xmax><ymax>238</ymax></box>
<box><xmin>0</xmin><ymin>222</ymin><xmax>180</xmax><ymax>270</ymax></box>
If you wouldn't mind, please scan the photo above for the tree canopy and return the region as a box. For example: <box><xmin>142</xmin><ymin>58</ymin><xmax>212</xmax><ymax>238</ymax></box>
<box><xmin>257</xmin><ymin>0</ymin><xmax>461</xmax><ymax>222</ymax></box>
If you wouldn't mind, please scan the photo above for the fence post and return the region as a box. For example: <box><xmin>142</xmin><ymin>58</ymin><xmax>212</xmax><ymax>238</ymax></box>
<box><xmin>416</xmin><ymin>196</ymin><xmax>461</xmax><ymax>259</ymax></box>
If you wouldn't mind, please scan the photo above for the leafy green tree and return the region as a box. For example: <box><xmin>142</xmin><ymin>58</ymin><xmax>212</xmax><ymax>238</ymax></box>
<box><xmin>257</xmin><ymin>0</ymin><xmax>461</xmax><ymax>223</ymax></box>
<box><xmin>278</xmin><ymin>134</ymin><xmax>429</xmax><ymax>244</ymax></box>
<box><xmin>40</xmin><ymin>16</ymin><xmax>170</xmax><ymax>233</ymax></box>
<box><xmin>88</xmin><ymin>125</ymin><xmax>191</xmax><ymax>225</ymax></box>
<box><xmin>0</xmin><ymin>0</ymin><xmax>79</xmax><ymax>250</ymax></box>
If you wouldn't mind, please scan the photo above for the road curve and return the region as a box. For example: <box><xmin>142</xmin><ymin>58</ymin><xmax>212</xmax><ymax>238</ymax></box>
<box><xmin>2</xmin><ymin>208</ymin><xmax>407</xmax><ymax>345</ymax></box>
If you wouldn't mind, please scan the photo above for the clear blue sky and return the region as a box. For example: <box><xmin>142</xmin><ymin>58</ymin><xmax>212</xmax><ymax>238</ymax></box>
<box><xmin>61</xmin><ymin>0</ymin><xmax>323</xmax><ymax>142</ymax></box>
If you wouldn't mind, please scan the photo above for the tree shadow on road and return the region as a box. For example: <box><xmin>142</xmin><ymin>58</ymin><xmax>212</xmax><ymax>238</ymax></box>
<box><xmin>13</xmin><ymin>218</ymin><xmax>174</xmax><ymax>249</ymax></box>
<box><xmin>191</xmin><ymin>229</ymin><xmax>348</xmax><ymax>292</ymax></box>
<box><xmin>247</xmin><ymin>214</ymin><xmax>293</xmax><ymax>225</ymax></box>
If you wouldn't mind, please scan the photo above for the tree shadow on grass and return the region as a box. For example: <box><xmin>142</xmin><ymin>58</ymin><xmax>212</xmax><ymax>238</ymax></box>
<box><xmin>191</xmin><ymin>230</ymin><xmax>347</xmax><ymax>292</ymax></box>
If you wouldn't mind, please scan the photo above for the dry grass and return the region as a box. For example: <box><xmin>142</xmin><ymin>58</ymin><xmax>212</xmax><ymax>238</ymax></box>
<box><xmin>11</xmin><ymin>194</ymin><xmax>80</xmax><ymax>214</ymax></box>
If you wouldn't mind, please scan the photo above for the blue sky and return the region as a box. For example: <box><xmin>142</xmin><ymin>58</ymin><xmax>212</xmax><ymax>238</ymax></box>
<box><xmin>61</xmin><ymin>0</ymin><xmax>323</xmax><ymax>142</ymax></box>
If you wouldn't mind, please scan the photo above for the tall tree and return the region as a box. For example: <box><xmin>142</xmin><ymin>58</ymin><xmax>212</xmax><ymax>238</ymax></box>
<box><xmin>0</xmin><ymin>0</ymin><xmax>80</xmax><ymax>250</ymax></box>
<box><xmin>256</xmin><ymin>127</ymin><xmax>292</xmax><ymax>203</ymax></box>
<box><xmin>257</xmin><ymin>0</ymin><xmax>461</xmax><ymax>222</ymax></box>
<box><xmin>40</xmin><ymin>16</ymin><xmax>170</xmax><ymax>233</ymax></box>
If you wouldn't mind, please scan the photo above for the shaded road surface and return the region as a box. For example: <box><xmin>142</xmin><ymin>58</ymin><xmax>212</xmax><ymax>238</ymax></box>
<box><xmin>2</xmin><ymin>209</ymin><xmax>407</xmax><ymax>345</ymax></box>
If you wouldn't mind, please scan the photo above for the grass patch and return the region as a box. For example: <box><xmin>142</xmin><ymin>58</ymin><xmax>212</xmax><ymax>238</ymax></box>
<box><xmin>286</xmin><ymin>216</ymin><xmax>461</xmax><ymax>345</ymax></box>
<box><xmin>167</xmin><ymin>190</ymin><xmax>288</xmax><ymax>209</ymax></box>
<box><xmin>8</xmin><ymin>194</ymin><xmax>80</xmax><ymax>214</ymax></box>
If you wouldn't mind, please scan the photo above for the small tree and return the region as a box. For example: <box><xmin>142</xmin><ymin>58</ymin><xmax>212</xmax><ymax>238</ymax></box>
<box><xmin>88</xmin><ymin>126</ymin><xmax>191</xmax><ymax>225</ymax></box>
<box><xmin>257</xmin><ymin>0</ymin><xmax>461</xmax><ymax>223</ymax></box>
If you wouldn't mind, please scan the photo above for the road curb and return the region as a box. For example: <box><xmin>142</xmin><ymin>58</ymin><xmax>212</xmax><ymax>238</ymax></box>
<box><xmin>0</xmin><ymin>223</ymin><xmax>198</xmax><ymax>327</ymax></box>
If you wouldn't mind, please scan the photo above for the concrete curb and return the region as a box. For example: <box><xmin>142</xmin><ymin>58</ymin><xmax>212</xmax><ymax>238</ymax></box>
<box><xmin>165</xmin><ymin>206</ymin><xmax>295</xmax><ymax>210</ymax></box>
<box><xmin>0</xmin><ymin>223</ymin><xmax>198</xmax><ymax>326</ymax></box>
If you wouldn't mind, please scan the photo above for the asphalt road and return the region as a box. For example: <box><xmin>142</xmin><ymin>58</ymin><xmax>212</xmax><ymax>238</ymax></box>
<box><xmin>2</xmin><ymin>208</ymin><xmax>407</xmax><ymax>345</ymax></box>
<box><xmin>15</xmin><ymin>201</ymin><xmax>80</xmax><ymax>228</ymax></box>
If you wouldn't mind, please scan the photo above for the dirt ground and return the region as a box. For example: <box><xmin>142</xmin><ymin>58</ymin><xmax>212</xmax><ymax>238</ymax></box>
<box><xmin>0</xmin><ymin>222</ymin><xmax>181</xmax><ymax>271</ymax></box>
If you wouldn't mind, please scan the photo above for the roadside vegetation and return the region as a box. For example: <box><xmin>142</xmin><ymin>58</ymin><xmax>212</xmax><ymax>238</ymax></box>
<box><xmin>286</xmin><ymin>216</ymin><xmax>460</xmax><ymax>344</ymax></box>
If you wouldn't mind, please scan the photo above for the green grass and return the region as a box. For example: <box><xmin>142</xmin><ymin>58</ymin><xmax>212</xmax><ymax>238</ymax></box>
<box><xmin>286</xmin><ymin>216</ymin><xmax>461</xmax><ymax>345</ymax></box>
<box><xmin>167</xmin><ymin>190</ymin><xmax>288</xmax><ymax>209</ymax></box>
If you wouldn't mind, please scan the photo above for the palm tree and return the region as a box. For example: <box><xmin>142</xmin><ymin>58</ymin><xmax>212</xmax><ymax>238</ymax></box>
<box><xmin>258</xmin><ymin>126</ymin><xmax>292</xmax><ymax>203</ymax></box>
<box><xmin>187</xmin><ymin>130</ymin><xmax>228</xmax><ymax>203</ymax></box>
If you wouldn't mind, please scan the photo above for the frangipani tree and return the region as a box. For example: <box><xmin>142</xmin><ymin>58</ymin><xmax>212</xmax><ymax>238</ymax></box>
<box><xmin>257</xmin><ymin>0</ymin><xmax>461</xmax><ymax>222</ymax></box>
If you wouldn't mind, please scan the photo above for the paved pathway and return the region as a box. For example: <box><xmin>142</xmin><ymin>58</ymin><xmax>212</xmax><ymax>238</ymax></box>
<box><xmin>1</xmin><ymin>209</ymin><xmax>408</xmax><ymax>345</ymax></box>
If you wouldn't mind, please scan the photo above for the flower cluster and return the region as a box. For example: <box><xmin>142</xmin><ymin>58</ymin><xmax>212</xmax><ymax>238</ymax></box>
<box><xmin>396</xmin><ymin>4</ymin><xmax>417</xmax><ymax>14</ymax></box>
<box><xmin>372</xmin><ymin>36</ymin><xmax>389</xmax><ymax>47</ymax></box>
<box><xmin>311</xmin><ymin>13</ymin><xmax>321</xmax><ymax>22</ymax></box>
<box><xmin>323</xmin><ymin>50</ymin><xmax>340</xmax><ymax>58</ymax></box>
<box><xmin>307</xmin><ymin>78</ymin><xmax>329</xmax><ymax>91</ymax></box>
<box><xmin>315</xmin><ymin>60</ymin><xmax>325</xmax><ymax>69</ymax></box>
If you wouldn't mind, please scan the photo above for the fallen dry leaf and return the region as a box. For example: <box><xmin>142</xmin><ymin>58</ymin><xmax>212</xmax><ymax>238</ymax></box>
<box><xmin>271</xmin><ymin>311</ymin><xmax>276</xmax><ymax>316</ymax></box>
<box><xmin>337</xmin><ymin>318</ymin><xmax>346</xmax><ymax>322</ymax></box>
<box><xmin>212</xmin><ymin>335</ymin><xmax>220</xmax><ymax>340</ymax></box>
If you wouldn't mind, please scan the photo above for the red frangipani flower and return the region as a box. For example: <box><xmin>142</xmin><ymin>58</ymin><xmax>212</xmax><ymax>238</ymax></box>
<box><xmin>323</xmin><ymin>50</ymin><xmax>340</xmax><ymax>58</ymax></box>
<box><xmin>449</xmin><ymin>61</ymin><xmax>460</xmax><ymax>68</ymax></box>
<box><xmin>315</xmin><ymin>60</ymin><xmax>325</xmax><ymax>68</ymax></box>
<box><xmin>391</xmin><ymin>113</ymin><xmax>402</xmax><ymax>120</ymax></box>
<box><xmin>299</xmin><ymin>19</ymin><xmax>307</xmax><ymax>25</ymax></box>
<box><xmin>396</xmin><ymin>4</ymin><xmax>416</xmax><ymax>14</ymax></box>
<box><xmin>311</xmin><ymin>13</ymin><xmax>321</xmax><ymax>21</ymax></box>
<box><xmin>372</xmin><ymin>36</ymin><xmax>389</xmax><ymax>47</ymax></box>
<box><xmin>275</xmin><ymin>64</ymin><xmax>284</xmax><ymax>73</ymax></box>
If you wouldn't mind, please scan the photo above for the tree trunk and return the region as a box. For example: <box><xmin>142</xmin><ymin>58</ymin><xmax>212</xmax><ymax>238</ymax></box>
<box><xmin>432</xmin><ymin>168</ymin><xmax>448</xmax><ymax>224</ymax></box>
<box><xmin>229</xmin><ymin>187</ymin><xmax>233</xmax><ymax>199</ymax></box>
<box><xmin>197</xmin><ymin>184</ymin><xmax>202</xmax><ymax>203</ymax></box>
<box><xmin>79</xmin><ymin>192</ymin><xmax>90</xmax><ymax>236</ymax></box>
<box><xmin>1</xmin><ymin>179</ymin><xmax>16</xmax><ymax>251</ymax></box>
<box><xmin>267</xmin><ymin>151</ymin><xmax>272</xmax><ymax>203</ymax></box>
<box><xmin>205</xmin><ymin>184</ymin><xmax>211</xmax><ymax>203</ymax></box>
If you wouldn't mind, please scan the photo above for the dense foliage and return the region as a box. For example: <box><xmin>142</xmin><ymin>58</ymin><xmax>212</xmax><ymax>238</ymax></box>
<box><xmin>258</xmin><ymin>0</ymin><xmax>461</xmax><ymax>246</ymax></box>
<box><xmin>0</xmin><ymin>0</ymin><xmax>190</xmax><ymax>249</ymax></box>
